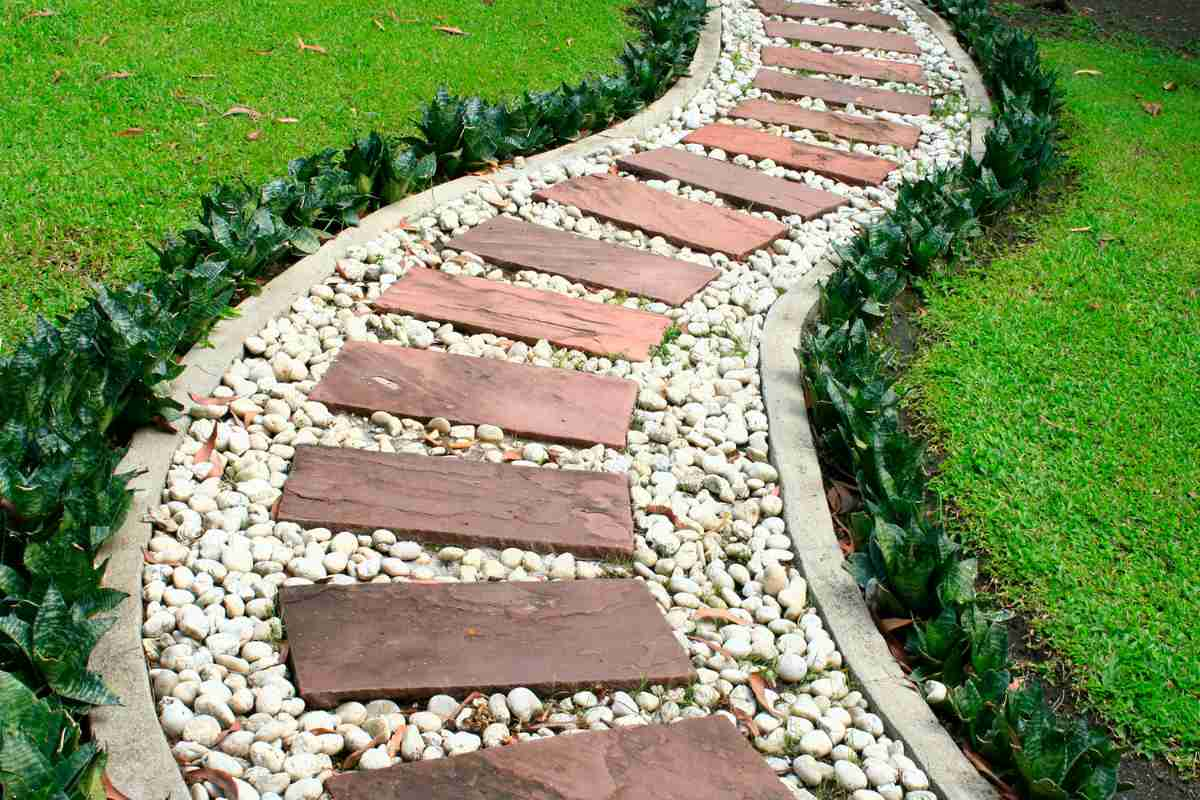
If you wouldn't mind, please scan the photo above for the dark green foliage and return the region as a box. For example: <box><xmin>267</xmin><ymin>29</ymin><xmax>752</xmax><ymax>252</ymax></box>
<box><xmin>798</xmin><ymin>0</ymin><xmax>1123</xmax><ymax>796</ymax></box>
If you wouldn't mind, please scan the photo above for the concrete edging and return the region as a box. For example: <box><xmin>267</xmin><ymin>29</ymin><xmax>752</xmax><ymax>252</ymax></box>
<box><xmin>759</xmin><ymin>3</ymin><xmax>998</xmax><ymax>799</ymax></box>
<box><xmin>87</xmin><ymin>7</ymin><xmax>724</xmax><ymax>799</ymax></box>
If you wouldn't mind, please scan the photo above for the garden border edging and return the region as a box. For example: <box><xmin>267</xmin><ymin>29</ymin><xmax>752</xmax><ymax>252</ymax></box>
<box><xmin>760</xmin><ymin>3</ymin><xmax>996</xmax><ymax>798</ymax></box>
<box><xmin>88</xmin><ymin>6</ymin><xmax>722</xmax><ymax>797</ymax></box>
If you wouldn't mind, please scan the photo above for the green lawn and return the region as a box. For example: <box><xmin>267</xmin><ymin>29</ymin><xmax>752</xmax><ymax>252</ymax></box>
<box><xmin>909</xmin><ymin>38</ymin><xmax>1200</xmax><ymax>769</ymax></box>
<box><xmin>0</xmin><ymin>0</ymin><xmax>633</xmax><ymax>347</ymax></box>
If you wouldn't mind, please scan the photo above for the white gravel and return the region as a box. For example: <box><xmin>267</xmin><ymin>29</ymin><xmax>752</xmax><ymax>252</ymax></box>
<box><xmin>142</xmin><ymin>1</ymin><xmax>970</xmax><ymax>799</ymax></box>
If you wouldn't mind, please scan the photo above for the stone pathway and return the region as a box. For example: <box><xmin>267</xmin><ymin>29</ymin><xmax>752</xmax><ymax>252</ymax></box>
<box><xmin>142</xmin><ymin>0</ymin><xmax>975</xmax><ymax>798</ymax></box>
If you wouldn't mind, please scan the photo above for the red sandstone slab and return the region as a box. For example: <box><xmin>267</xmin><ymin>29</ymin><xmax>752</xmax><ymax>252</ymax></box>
<box><xmin>755</xmin><ymin>0</ymin><xmax>901</xmax><ymax>28</ymax></box>
<box><xmin>765</xmin><ymin>21</ymin><xmax>921</xmax><ymax>53</ymax></box>
<box><xmin>616</xmin><ymin>148</ymin><xmax>845</xmax><ymax>219</ymax></box>
<box><xmin>280</xmin><ymin>579</ymin><xmax>695</xmax><ymax>708</ymax></box>
<box><xmin>762</xmin><ymin>46</ymin><xmax>927</xmax><ymax>85</ymax></box>
<box><xmin>277</xmin><ymin>445</ymin><xmax>635</xmax><ymax>557</ymax></box>
<box><xmin>684</xmin><ymin>124</ymin><xmax>897</xmax><ymax>186</ymax></box>
<box><xmin>730</xmin><ymin>98</ymin><xmax>921</xmax><ymax>148</ymax></box>
<box><xmin>325</xmin><ymin>716</ymin><xmax>795</xmax><ymax>800</ymax></box>
<box><xmin>374</xmin><ymin>268</ymin><xmax>670</xmax><ymax>361</ymax></box>
<box><xmin>754</xmin><ymin>68</ymin><xmax>932</xmax><ymax>116</ymax></box>
<box><xmin>533</xmin><ymin>175</ymin><xmax>789</xmax><ymax>259</ymax></box>
<box><xmin>446</xmin><ymin>217</ymin><xmax>716</xmax><ymax>306</ymax></box>
<box><xmin>308</xmin><ymin>342</ymin><xmax>635</xmax><ymax>449</ymax></box>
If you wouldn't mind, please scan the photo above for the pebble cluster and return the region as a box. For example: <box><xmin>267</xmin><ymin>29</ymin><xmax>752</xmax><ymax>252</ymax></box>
<box><xmin>141</xmin><ymin>1</ymin><xmax>971</xmax><ymax>799</ymax></box>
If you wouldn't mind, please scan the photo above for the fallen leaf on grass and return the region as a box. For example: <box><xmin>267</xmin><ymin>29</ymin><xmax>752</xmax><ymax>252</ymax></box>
<box><xmin>102</xmin><ymin>771</ymin><xmax>132</xmax><ymax>800</ymax></box>
<box><xmin>51</xmin><ymin>69</ymin><xmax>63</xmax><ymax>83</ymax></box>
<box><xmin>433</xmin><ymin>25</ymin><xmax>466</xmax><ymax>35</ymax></box>
<box><xmin>749</xmin><ymin>672</ymin><xmax>784</xmax><ymax>718</ymax></box>
<box><xmin>189</xmin><ymin>73</ymin><xmax>216</xmax><ymax>79</ymax></box>
<box><xmin>694</xmin><ymin>607</ymin><xmax>747</xmax><ymax>625</ymax></box>
<box><xmin>182</xmin><ymin>767</ymin><xmax>240</xmax><ymax>799</ymax></box>
<box><xmin>98</xmin><ymin>34</ymin><xmax>110</xmax><ymax>46</ymax></box>
<box><xmin>246</xmin><ymin>129</ymin><xmax>261</xmax><ymax>141</ymax></box>
<box><xmin>275</xmin><ymin>116</ymin><xmax>299</xmax><ymax>123</ymax></box>
<box><xmin>22</xmin><ymin>8</ymin><xmax>55</xmax><ymax>20</ymax></box>
<box><xmin>1073</xmin><ymin>68</ymin><xmax>1102</xmax><ymax>76</ymax></box>
<box><xmin>1069</xmin><ymin>226</ymin><xmax>1092</xmax><ymax>233</ymax></box>
<box><xmin>566</xmin><ymin>37</ymin><xmax>574</xmax><ymax>47</ymax></box>
<box><xmin>223</xmin><ymin>104</ymin><xmax>262</xmax><ymax>119</ymax></box>
<box><xmin>482</xmin><ymin>0</ymin><xmax>494</xmax><ymax>5</ymax></box>
<box><xmin>373</xmin><ymin>17</ymin><xmax>386</xmax><ymax>30</ymax></box>
<box><xmin>1142</xmin><ymin>101</ymin><xmax>1163</xmax><ymax>117</ymax></box>
<box><xmin>98</xmin><ymin>71</ymin><xmax>132</xmax><ymax>81</ymax></box>
<box><xmin>730</xmin><ymin>706</ymin><xmax>761</xmax><ymax>737</ymax></box>
<box><xmin>1163</xmin><ymin>81</ymin><xmax>1177</xmax><ymax>91</ymax></box>
<box><xmin>114</xmin><ymin>127</ymin><xmax>144</xmax><ymax>137</ymax></box>
<box><xmin>249</xmin><ymin>48</ymin><xmax>274</xmax><ymax>55</ymax></box>
<box><xmin>297</xmin><ymin>37</ymin><xmax>328</xmax><ymax>54</ymax></box>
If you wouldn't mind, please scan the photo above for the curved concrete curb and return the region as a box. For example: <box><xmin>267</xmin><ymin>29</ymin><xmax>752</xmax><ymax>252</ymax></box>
<box><xmin>759</xmin><ymin>3</ymin><xmax>998</xmax><ymax>799</ymax></box>
<box><xmin>87</xmin><ymin>8</ymin><xmax>723</xmax><ymax>798</ymax></box>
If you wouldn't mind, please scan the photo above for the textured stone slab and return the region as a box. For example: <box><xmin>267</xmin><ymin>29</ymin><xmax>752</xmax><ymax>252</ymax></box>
<box><xmin>755</xmin><ymin>0</ymin><xmax>901</xmax><ymax>28</ymax></box>
<box><xmin>277</xmin><ymin>445</ymin><xmax>635</xmax><ymax>557</ymax></box>
<box><xmin>374</xmin><ymin>268</ymin><xmax>670</xmax><ymax>361</ymax></box>
<box><xmin>762</xmin><ymin>46</ymin><xmax>928</xmax><ymax>85</ymax></box>
<box><xmin>325</xmin><ymin>716</ymin><xmax>795</xmax><ymax>800</ymax></box>
<box><xmin>280</xmin><ymin>579</ymin><xmax>695</xmax><ymax>708</ymax></box>
<box><xmin>755</xmin><ymin>68</ymin><xmax>932</xmax><ymax>115</ymax></box>
<box><xmin>765</xmin><ymin>21</ymin><xmax>921</xmax><ymax>54</ymax></box>
<box><xmin>308</xmin><ymin>342</ymin><xmax>635</xmax><ymax>449</ymax></box>
<box><xmin>729</xmin><ymin>98</ymin><xmax>921</xmax><ymax>148</ymax></box>
<box><xmin>534</xmin><ymin>175</ymin><xmax>789</xmax><ymax>259</ymax></box>
<box><xmin>684</xmin><ymin>124</ymin><xmax>897</xmax><ymax>186</ymax></box>
<box><xmin>616</xmin><ymin>148</ymin><xmax>845</xmax><ymax>219</ymax></box>
<box><xmin>446</xmin><ymin>217</ymin><xmax>716</xmax><ymax>306</ymax></box>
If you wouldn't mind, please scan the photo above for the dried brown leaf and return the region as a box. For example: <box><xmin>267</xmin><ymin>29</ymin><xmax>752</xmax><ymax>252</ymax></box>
<box><xmin>343</xmin><ymin>733</ymin><xmax>386</xmax><ymax>769</ymax></box>
<box><xmin>749</xmin><ymin>672</ymin><xmax>784</xmax><ymax>718</ymax></box>
<box><xmin>385</xmin><ymin>723</ymin><xmax>406</xmax><ymax>756</ymax></box>
<box><xmin>694</xmin><ymin>607</ymin><xmax>747</xmax><ymax>625</ymax></box>
<box><xmin>730</xmin><ymin>706</ymin><xmax>761</xmax><ymax>737</ymax></box>
<box><xmin>1142</xmin><ymin>101</ymin><xmax>1163</xmax><ymax>117</ymax></box>
<box><xmin>1073</xmin><ymin>68</ymin><xmax>1102</xmax><ymax>76</ymax></box>
<box><xmin>878</xmin><ymin>617</ymin><xmax>914</xmax><ymax>633</ymax></box>
<box><xmin>195</xmin><ymin>424</ymin><xmax>218</xmax><ymax>467</ymax></box>
<box><xmin>114</xmin><ymin>127</ymin><xmax>144</xmax><ymax>137</ymax></box>
<box><xmin>189</xmin><ymin>392</ymin><xmax>237</xmax><ymax>406</ymax></box>
<box><xmin>51</xmin><ymin>69</ymin><xmax>63</xmax><ymax>83</ymax></box>
<box><xmin>275</xmin><ymin>116</ymin><xmax>299</xmax><ymax>123</ymax></box>
<box><xmin>223</xmin><ymin>105</ymin><xmax>262</xmax><ymax>119</ymax></box>
<box><xmin>22</xmin><ymin>8</ymin><xmax>56</xmax><ymax>20</ymax></box>
<box><xmin>190</xmin><ymin>73</ymin><xmax>216</xmax><ymax>79</ymax></box>
<box><xmin>1163</xmin><ymin>81</ymin><xmax>1177</xmax><ymax>91</ymax></box>
<box><xmin>297</xmin><ymin>37</ymin><xmax>328</xmax><ymax>54</ymax></box>
<box><xmin>373</xmin><ymin>17</ymin><xmax>386</xmax><ymax>30</ymax></box>
<box><xmin>433</xmin><ymin>25</ymin><xmax>466</xmax><ymax>35</ymax></box>
<box><xmin>102</xmin><ymin>771</ymin><xmax>132</xmax><ymax>800</ymax></box>
<box><xmin>211</xmin><ymin>721</ymin><xmax>242</xmax><ymax>749</ymax></box>
<box><xmin>182</xmin><ymin>767</ymin><xmax>240</xmax><ymax>800</ymax></box>
<box><xmin>686</xmin><ymin>634</ymin><xmax>739</xmax><ymax>663</ymax></box>
<box><xmin>98</xmin><ymin>71</ymin><xmax>132</xmax><ymax>81</ymax></box>
<box><xmin>98</xmin><ymin>34</ymin><xmax>110</xmax><ymax>46</ymax></box>
<box><xmin>1068</xmin><ymin>226</ymin><xmax>1092</xmax><ymax>233</ymax></box>
<box><xmin>246</xmin><ymin>129</ymin><xmax>261</xmax><ymax>141</ymax></box>
<box><xmin>962</xmin><ymin>745</ymin><xmax>1021</xmax><ymax>800</ymax></box>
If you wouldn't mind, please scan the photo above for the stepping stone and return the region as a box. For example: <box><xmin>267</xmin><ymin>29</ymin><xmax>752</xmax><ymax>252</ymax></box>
<box><xmin>374</xmin><ymin>268</ymin><xmax>671</xmax><ymax>361</ymax></box>
<box><xmin>308</xmin><ymin>342</ymin><xmax>635</xmax><ymax>449</ymax></box>
<box><xmin>324</xmin><ymin>716</ymin><xmax>796</xmax><ymax>800</ymax></box>
<box><xmin>446</xmin><ymin>217</ymin><xmax>717</xmax><ymax>306</ymax></box>
<box><xmin>616</xmin><ymin>148</ymin><xmax>845</xmax><ymax>219</ymax></box>
<box><xmin>534</xmin><ymin>175</ymin><xmax>789</xmax><ymax>259</ymax></box>
<box><xmin>729</xmin><ymin>98</ymin><xmax>921</xmax><ymax>148</ymax></box>
<box><xmin>755</xmin><ymin>68</ymin><xmax>932</xmax><ymax>116</ymax></box>
<box><xmin>762</xmin><ymin>46</ymin><xmax>928</xmax><ymax>85</ymax></box>
<box><xmin>276</xmin><ymin>445</ymin><xmax>635</xmax><ymax>557</ymax></box>
<box><xmin>684</xmin><ymin>124</ymin><xmax>897</xmax><ymax>187</ymax></box>
<box><xmin>280</xmin><ymin>579</ymin><xmax>695</xmax><ymax>708</ymax></box>
<box><xmin>765</xmin><ymin>21</ymin><xmax>922</xmax><ymax>54</ymax></box>
<box><xmin>755</xmin><ymin>0</ymin><xmax>901</xmax><ymax>29</ymax></box>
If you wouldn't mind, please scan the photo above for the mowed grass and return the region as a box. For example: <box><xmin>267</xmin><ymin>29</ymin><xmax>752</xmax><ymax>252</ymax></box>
<box><xmin>908</xmin><ymin>39</ymin><xmax>1200</xmax><ymax>769</ymax></box>
<box><xmin>0</xmin><ymin>0</ymin><xmax>634</xmax><ymax>347</ymax></box>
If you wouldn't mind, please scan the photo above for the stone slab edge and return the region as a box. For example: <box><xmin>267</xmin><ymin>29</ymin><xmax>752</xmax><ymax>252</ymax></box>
<box><xmin>87</xmin><ymin>7</ymin><xmax>723</xmax><ymax>798</ymax></box>
<box><xmin>759</xmin><ymin>3</ymin><xmax>996</xmax><ymax>798</ymax></box>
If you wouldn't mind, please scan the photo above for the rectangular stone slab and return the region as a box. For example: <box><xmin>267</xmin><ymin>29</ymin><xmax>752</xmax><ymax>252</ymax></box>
<box><xmin>755</xmin><ymin>0</ymin><xmax>901</xmax><ymax>28</ymax></box>
<box><xmin>280</xmin><ymin>579</ymin><xmax>696</xmax><ymax>708</ymax></box>
<box><xmin>616</xmin><ymin>148</ymin><xmax>845</xmax><ymax>220</ymax></box>
<box><xmin>373</xmin><ymin>268</ymin><xmax>671</xmax><ymax>361</ymax></box>
<box><xmin>764</xmin><ymin>21</ymin><xmax>922</xmax><ymax>54</ymax></box>
<box><xmin>308</xmin><ymin>342</ymin><xmax>635</xmax><ymax>449</ymax></box>
<box><xmin>446</xmin><ymin>216</ymin><xmax>717</xmax><ymax>305</ymax></box>
<box><xmin>729</xmin><ymin>98</ymin><xmax>921</xmax><ymax>148</ymax></box>
<box><xmin>754</xmin><ymin>68</ymin><xmax>931</xmax><ymax>115</ymax></box>
<box><xmin>684</xmin><ymin>124</ymin><xmax>897</xmax><ymax>187</ymax></box>
<box><xmin>324</xmin><ymin>716</ymin><xmax>795</xmax><ymax>800</ymax></box>
<box><xmin>762</xmin><ymin>46</ymin><xmax>928</xmax><ymax>85</ymax></box>
<box><xmin>533</xmin><ymin>175</ymin><xmax>789</xmax><ymax>259</ymax></box>
<box><xmin>277</xmin><ymin>445</ymin><xmax>635</xmax><ymax>557</ymax></box>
